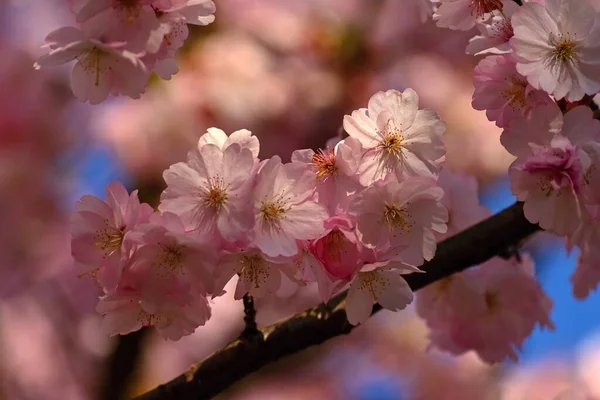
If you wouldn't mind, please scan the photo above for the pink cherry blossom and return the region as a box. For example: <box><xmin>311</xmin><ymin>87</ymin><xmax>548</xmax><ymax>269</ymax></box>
<box><xmin>416</xmin><ymin>272</ymin><xmax>484</xmax><ymax>330</ymax></box>
<box><xmin>348</xmin><ymin>177</ymin><xmax>447</xmax><ymax>265</ymax></box>
<box><xmin>423</xmin><ymin>256</ymin><xmax>554</xmax><ymax>363</ymax></box>
<box><xmin>510</xmin><ymin>0</ymin><xmax>600</xmax><ymax>101</ymax></box>
<box><xmin>160</xmin><ymin>141</ymin><xmax>256</xmax><ymax>243</ymax></box>
<box><xmin>343</xmin><ymin>89</ymin><xmax>446</xmax><ymax>185</ymax></box>
<box><xmin>433</xmin><ymin>0</ymin><xmax>504</xmax><ymax>31</ymax></box>
<box><xmin>501</xmin><ymin>104</ymin><xmax>600</xmax><ymax>235</ymax></box>
<box><xmin>198</xmin><ymin>127</ymin><xmax>260</xmax><ymax>159</ymax></box>
<box><xmin>466</xmin><ymin>0</ymin><xmax>518</xmax><ymax>56</ymax></box>
<box><xmin>570</xmin><ymin>211</ymin><xmax>600</xmax><ymax>299</ymax></box>
<box><xmin>437</xmin><ymin>168</ymin><xmax>491</xmax><ymax>239</ymax></box>
<box><xmin>214</xmin><ymin>248</ymin><xmax>297</xmax><ymax>299</ymax></box>
<box><xmin>127</xmin><ymin>212</ymin><xmax>216</xmax><ymax>308</ymax></box>
<box><xmin>77</xmin><ymin>0</ymin><xmax>162</xmax><ymax>54</ymax></box>
<box><xmin>71</xmin><ymin>182</ymin><xmax>153</xmax><ymax>291</ymax></box>
<box><xmin>143</xmin><ymin>0</ymin><xmax>216</xmax><ymax>78</ymax></box>
<box><xmin>311</xmin><ymin>216</ymin><xmax>364</xmax><ymax>281</ymax></box>
<box><xmin>252</xmin><ymin>156</ymin><xmax>329</xmax><ymax>257</ymax></box>
<box><xmin>291</xmin><ymin>137</ymin><xmax>363</xmax><ymax>215</ymax></box>
<box><xmin>34</xmin><ymin>26</ymin><xmax>149</xmax><ymax>104</ymax></box>
<box><xmin>345</xmin><ymin>260</ymin><xmax>421</xmax><ymax>326</ymax></box>
<box><xmin>97</xmin><ymin>272</ymin><xmax>211</xmax><ymax>340</ymax></box>
<box><xmin>157</xmin><ymin>0</ymin><xmax>216</xmax><ymax>26</ymax></box>
<box><xmin>472</xmin><ymin>54</ymin><xmax>553</xmax><ymax>128</ymax></box>
<box><xmin>290</xmin><ymin>242</ymin><xmax>344</xmax><ymax>301</ymax></box>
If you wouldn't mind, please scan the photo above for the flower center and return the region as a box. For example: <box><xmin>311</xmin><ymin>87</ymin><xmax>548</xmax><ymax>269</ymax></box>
<box><xmin>501</xmin><ymin>75</ymin><xmax>528</xmax><ymax>110</ymax></box>
<box><xmin>311</xmin><ymin>149</ymin><xmax>338</xmax><ymax>180</ymax></box>
<box><xmin>153</xmin><ymin>244</ymin><xmax>184</xmax><ymax>277</ymax></box>
<box><xmin>484</xmin><ymin>290</ymin><xmax>499</xmax><ymax>314</ymax></box>
<box><xmin>323</xmin><ymin>229</ymin><xmax>345</xmax><ymax>261</ymax></box>
<box><xmin>94</xmin><ymin>224</ymin><xmax>124</xmax><ymax>259</ymax></box>
<box><xmin>470</xmin><ymin>0</ymin><xmax>503</xmax><ymax>17</ymax></box>
<box><xmin>432</xmin><ymin>277</ymin><xmax>454</xmax><ymax>302</ymax></box>
<box><xmin>260</xmin><ymin>198</ymin><xmax>287</xmax><ymax>224</ymax></box>
<box><xmin>137</xmin><ymin>310</ymin><xmax>166</xmax><ymax>327</ymax></box>
<box><xmin>379</xmin><ymin>119</ymin><xmax>404</xmax><ymax>156</ymax></box>
<box><xmin>357</xmin><ymin>271</ymin><xmax>390</xmax><ymax>301</ymax></box>
<box><xmin>203</xmin><ymin>176</ymin><xmax>228</xmax><ymax>210</ymax></box>
<box><xmin>240</xmin><ymin>254</ymin><xmax>267</xmax><ymax>289</ymax></box>
<box><xmin>382</xmin><ymin>203</ymin><xmax>413</xmax><ymax>232</ymax></box>
<box><xmin>549</xmin><ymin>35</ymin><xmax>578</xmax><ymax>64</ymax></box>
<box><xmin>114</xmin><ymin>0</ymin><xmax>142</xmax><ymax>22</ymax></box>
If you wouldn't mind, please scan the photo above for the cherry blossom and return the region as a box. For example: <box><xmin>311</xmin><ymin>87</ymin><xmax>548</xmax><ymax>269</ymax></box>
<box><xmin>71</xmin><ymin>182</ymin><xmax>153</xmax><ymax>291</ymax></box>
<box><xmin>422</xmin><ymin>256</ymin><xmax>554</xmax><ymax>363</ymax></box>
<box><xmin>570</xmin><ymin>210</ymin><xmax>600</xmax><ymax>299</ymax></box>
<box><xmin>291</xmin><ymin>137</ymin><xmax>363</xmax><ymax>215</ymax></box>
<box><xmin>343</xmin><ymin>89</ymin><xmax>446</xmax><ymax>185</ymax></box>
<box><xmin>160</xmin><ymin>141</ymin><xmax>256</xmax><ymax>243</ymax></box>
<box><xmin>311</xmin><ymin>216</ymin><xmax>365</xmax><ymax>281</ymax></box>
<box><xmin>198</xmin><ymin>127</ymin><xmax>260</xmax><ymax>159</ymax></box>
<box><xmin>34</xmin><ymin>27</ymin><xmax>149</xmax><ymax>104</ymax></box>
<box><xmin>348</xmin><ymin>177</ymin><xmax>447</xmax><ymax>265</ymax></box>
<box><xmin>510</xmin><ymin>0</ymin><xmax>600</xmax><ymax>101</ymax></box>
<box><xmin>252</xmin><ymin>156</ymin><xmax>329</xmax><ymax>257</ymax></box>
<box><xmin>433</xmin><ymin>0</ymin><xmax>504</xmax><ymax>31</ymax></box>
<box><xmin>127</xmin><ymin>212</ymin><xmax>216</xmax><ymax>307</ymax></box>
<box><xmin>345</xmin><ymin>260</ymin><xmax>421</xmax><ymax>326</ymax></box>
<box><xmin>214</xmin><ymin>248</ymin><xmax>297</xmax><ymax>299</ymax></box>
<box><xmin>77</xmin><ymin>0</ymin><xmax>162</xmax><ymax>54</ymax></box>
<box><xmin>97</xmin><ymin>272</ymin><xmax>211</xmax><ymax>340</ymax></box>
<box><xmin>472</xmin><ymin>54</ymin><xmax>553</xmax><ymax>128</ymax></box>
<box><xmin>466</xmin><ymin>0</ymin><xmax>518</xmax><ymax>56</ymax></box>
<box><xmin>501</xmin><ymin>104</ymin><xmax>600</xmax><ymax>235</ymax></box>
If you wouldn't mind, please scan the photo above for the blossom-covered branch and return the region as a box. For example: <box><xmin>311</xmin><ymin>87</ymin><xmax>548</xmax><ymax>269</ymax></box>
<box><xmin>135</xmin><ymin>201</ymin><xmax>539</xmax><ymax>400</ymax></box>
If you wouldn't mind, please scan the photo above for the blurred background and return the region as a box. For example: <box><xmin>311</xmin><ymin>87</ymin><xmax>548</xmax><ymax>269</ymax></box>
<box><xmin>1</xmin><ymin>0</ymin><xmax>600</xmax><ymax>399</ymax></box>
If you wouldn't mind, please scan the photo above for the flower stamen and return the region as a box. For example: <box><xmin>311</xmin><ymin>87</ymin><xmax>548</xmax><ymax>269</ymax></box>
<box><xmin>311</xmin><ymin>149</ymin><xmax>338</xmax><ymax>180</ymax></box>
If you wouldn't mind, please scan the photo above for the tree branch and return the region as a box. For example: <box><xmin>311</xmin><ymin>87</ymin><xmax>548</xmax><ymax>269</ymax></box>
<box><xmin>241</xmin><ymin>294</ymin><xmax>260</xmax><ymax>339</ymax></box>
<box><xmin>135</xmin><ymin>202</ymin><xmax>539</xmax><ymax>400</ymax></box>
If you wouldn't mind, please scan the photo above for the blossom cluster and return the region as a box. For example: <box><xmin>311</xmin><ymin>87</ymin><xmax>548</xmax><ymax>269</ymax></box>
<box><xmin>72</xmin><ymin>88</ymin><xmax>454</xmax><ymax>339</ymax></box>
<box><xmin>33</xmin><ymin>0</ymin><xmax>216</xmax><ymax>104</ymax></box>
<box><xmin>421</xmin><ymin>0</ymin><xmax>600</xmax><ymax>360</ymax></box>
<box><xmin>417</xmin><ymin>170</ymin><xmax>554</xmax><ymax>363</ymax></box>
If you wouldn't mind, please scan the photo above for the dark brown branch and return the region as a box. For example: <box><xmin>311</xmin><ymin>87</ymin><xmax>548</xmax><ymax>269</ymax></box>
<box><xmin>241</xmin><ymin>294</ymin><xmax>259</xmax><ymax>339</ymax></box>
<box><xmin>100</xmin><ymin>329</ymin><xmax>148</xmax><ymax>400</ymax></box>
<box><xmin>135</xmin><ymin>202</ymin><xmax>539</xmax><ymax>400</ymax></box>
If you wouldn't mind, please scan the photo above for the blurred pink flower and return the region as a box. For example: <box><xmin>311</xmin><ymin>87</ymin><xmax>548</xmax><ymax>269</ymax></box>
<box><xmin>35</xmin><ymin>26</ymin><xmax>149</xmax><ymax>104</ymax></box>
<box><xmin>424</xmin><ymin>255</ymin><xmax>554</xmax><ymax>364</ymax></box>
<box><xmin>436</xmin><ymin>168</ymin><xmax>490</xmax><ymax>240</ymax></box>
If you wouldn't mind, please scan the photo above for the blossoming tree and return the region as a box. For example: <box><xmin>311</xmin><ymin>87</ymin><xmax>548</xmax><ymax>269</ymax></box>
<box><xmin>33</xmin><ymin>0</ymin><xmax>600</xmax><ymax>398</ymax></box>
